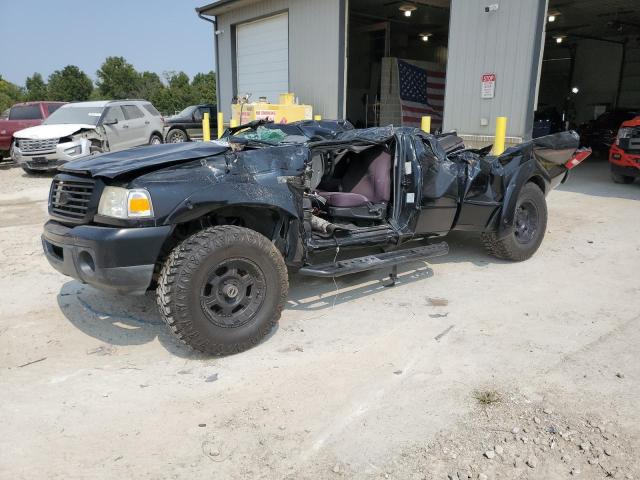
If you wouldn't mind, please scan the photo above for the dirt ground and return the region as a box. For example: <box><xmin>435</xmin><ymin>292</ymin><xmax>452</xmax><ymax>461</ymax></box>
<box><xmin>0</xmin><ymin>157</ymin><xmax>638</xmax><ymax>480</ymax></box>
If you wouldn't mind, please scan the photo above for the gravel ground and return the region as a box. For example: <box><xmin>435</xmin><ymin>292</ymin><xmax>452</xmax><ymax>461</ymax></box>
<box><xmin>0</xmin><ymin>157</ymin><xmax>639</xmax><ymax>479</ymax></box>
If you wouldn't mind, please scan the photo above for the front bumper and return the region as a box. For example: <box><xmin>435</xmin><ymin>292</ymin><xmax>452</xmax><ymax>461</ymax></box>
<box><xmin>609</xmin><ymin>144</ymin><xmax>640</xmax><ymax>172</ymax></box>
<box><xmin>14</xmin><ymin>138</ymin><xmax>91</xmax><ymax>170</ymax></box>
<box><xmin>42</xmin><ymin>220</ymin><xmax>172</xmax><ymax>295</ymax></box>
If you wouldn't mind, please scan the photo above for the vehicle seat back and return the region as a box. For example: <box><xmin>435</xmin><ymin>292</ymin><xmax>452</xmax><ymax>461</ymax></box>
<box><xmin>341</xmin><ymin>148</ymin><xmax>392</xmax><ymax>203</ymax></box>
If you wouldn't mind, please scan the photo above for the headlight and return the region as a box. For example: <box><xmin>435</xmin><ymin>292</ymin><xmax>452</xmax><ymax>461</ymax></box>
<box><xmin>615</xmin><ymin>127</ymin><xmax>632</xmax><ymax>145</ymax></box>
<box><xmin>64</xmin><ymin>145</ymin><xmax>83</xmax><ymax>156</ymax></box>
<box><xmin>97</xmin><ymin>187</ymin><xmax>154</xmax><ymax>219</ymax></box>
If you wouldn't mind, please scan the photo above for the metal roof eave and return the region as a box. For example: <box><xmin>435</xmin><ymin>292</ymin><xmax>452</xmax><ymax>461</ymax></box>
<box><xmin>196</xmin><ymin>0</ymin><xmax>263</xmax><ymax>16</ymax></box>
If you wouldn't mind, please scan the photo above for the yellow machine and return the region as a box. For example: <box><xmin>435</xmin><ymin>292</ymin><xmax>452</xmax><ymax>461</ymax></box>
<box><xmin>231</xmin><ymin>93</ymin><xmax>313</xmax><ymax>125</ymax></box>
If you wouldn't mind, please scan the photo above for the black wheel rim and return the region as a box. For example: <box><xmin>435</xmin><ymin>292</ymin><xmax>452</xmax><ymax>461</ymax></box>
<box><xmin>514</xmin><ymin>200</ymin><xmax>539</xmax><ymax>244</ymax></box>
<box><xmin>200</xmin><ymin>258</ymin><xmax>266</xmax><ymax>328</ymax></box>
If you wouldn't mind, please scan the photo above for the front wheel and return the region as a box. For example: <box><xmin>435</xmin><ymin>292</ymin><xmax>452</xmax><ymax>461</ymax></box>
<box><xmin>481</xmin><ymin>183</ymin><xmax>547</xmax><ymax>261</ymax></box>
<box><xmin>156</xmin><ymin>226</ymin><xmax>289</xmax><ymax>355</ymax></box>
<box><xmin>149</xmin><ymin>133</ymin><xmax>163</xmax><ymax>145</ymax></box>
<box><xmin>9</xmin><ymin>140</ymin><xmax>16</xmax><ymax>162</ymax></box>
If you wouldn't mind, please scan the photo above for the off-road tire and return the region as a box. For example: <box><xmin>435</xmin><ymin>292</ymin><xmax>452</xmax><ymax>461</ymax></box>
<box><xmin>156</xmin><ymin>225</ymin><xmax>288</xmax><ymax>355</ymax></box>
<box><xmin>481</xmin><ymin>183</ymin><xmax>547</xmax><ymax>261</ymax></box>
<box><xmin>611</xmin><ymin>172</ymin><xmax>634</xmax><ymax>184</ymax></box>
<box><xmin>166</xmin><ymin>129</ymin><xmax>188</xmax><ymax>143</ymax></box>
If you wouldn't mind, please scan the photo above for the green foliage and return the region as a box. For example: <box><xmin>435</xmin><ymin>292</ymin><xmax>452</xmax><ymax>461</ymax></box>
<box><xmin>0</xmin><ymin>75</ymin><xmax>24</xmax><ymax>112</ymax></box>
<box><xmin>192</xmin><ymin>71</ymin><xmax>217</xmax><ymax>104</ymax></box>
<box><xmin>3</xmin><ymin>57</ymin><xmax>216</xmax><ymax>115</ymax></box>
<box><xmin>136</xmin><ymin>71</ymin><xmax>164</xmax><ymax>105</ymax></box>
<box><xmin>96</xmin><ymin>56</ymin><xmax>141</xmax><ymax>99</ymax></box>
<box><xmin>154</xmin><ymin>71</ymin><xmax>217</xmax><ymax>115</ymax></box>
<box><xmin>25</xmin><ymin>73</ymin><xmax>48</xmax><ymax>101</ymax></box>
<box><xmin>47</xmin><ymin>65</ymin><xmax>93</xmax><ymax>101</ymax></box>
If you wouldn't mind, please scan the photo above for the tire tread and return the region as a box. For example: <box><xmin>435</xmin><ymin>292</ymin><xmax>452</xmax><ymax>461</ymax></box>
<box><xmin>156</xmin><ymin>225</ymin><xmax>288</xmax><ymax>355</ymax></box>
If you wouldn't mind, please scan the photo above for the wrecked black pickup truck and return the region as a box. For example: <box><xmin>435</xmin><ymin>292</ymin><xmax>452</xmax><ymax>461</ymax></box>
<box><xmin>42</xmin><ymin>120</ymin><xmax>590</xmax><ymax>354</ymax></box>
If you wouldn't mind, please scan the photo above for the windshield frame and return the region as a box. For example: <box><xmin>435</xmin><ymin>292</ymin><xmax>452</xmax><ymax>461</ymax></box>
<box><xmin>42</xmin><ymin>105</ymin><xmax>106</xmax><ymax>126</ymax></box>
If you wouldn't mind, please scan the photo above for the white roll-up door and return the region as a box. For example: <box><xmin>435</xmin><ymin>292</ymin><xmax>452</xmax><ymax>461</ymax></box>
<box><xmin>236</xmin><ymin>13</ymin><xmax>289</xmax><ymax>103</ymax></box>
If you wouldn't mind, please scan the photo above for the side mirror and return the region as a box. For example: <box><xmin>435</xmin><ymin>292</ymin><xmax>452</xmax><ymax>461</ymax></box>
<box><xmin>104</xmin><ymin>118</ymin><xmax>118</xmax><ymax>126</ymax></box>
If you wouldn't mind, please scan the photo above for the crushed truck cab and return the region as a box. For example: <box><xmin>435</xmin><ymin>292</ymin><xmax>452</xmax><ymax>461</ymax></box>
<box><xmin>42</xmin><ymin>120</ymin><xmax>589</xmax><ymax>355</ymax></box>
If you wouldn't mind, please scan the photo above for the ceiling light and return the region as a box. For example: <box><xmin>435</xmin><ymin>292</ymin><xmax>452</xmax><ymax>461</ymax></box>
<box><xmin>400</xmin><ymin>4</ymin><xmax>417</xmax><ymax>17</ymax></box>
<box><xmin>571</xmin><ymin>86</ymin><xmax>579</xmax><ymax>94</ymax></box>
<box><xmin>548</xmin><ymin>14</ymin><xmax>556</xmax><ymax>22</ymax></box>
<box><xmin>419</xmin><ymin>33</ymin><xmax>432</xmax><ymax>42</ymax></box>
<box><xmin>554</xmin><ymin>35</ymin><xmax>565</xmax><ymax>44</ymax></box>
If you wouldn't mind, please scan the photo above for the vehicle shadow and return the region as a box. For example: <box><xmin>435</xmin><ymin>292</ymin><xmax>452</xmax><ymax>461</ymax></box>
<box><xmin>55</xmin><ymin>232</ymin><xmax>501</xmax><ymax>355</ymax></box>
<box><xmin>56</xmin><ymin>281</ymin><xmax>206</xmax><ymax>359</ymax></box>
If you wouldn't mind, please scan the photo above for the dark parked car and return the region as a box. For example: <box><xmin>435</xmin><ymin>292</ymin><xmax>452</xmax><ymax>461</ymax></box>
<box><xmin>164</xmin><ymin>104</ymin><xmax>217</xmax><ymax>143</ymax></box>
<box><xmin>532</xmin><ymin>108</ymin><xmax>563</xmax><ymax>139</ymax></box>
<box><xmin>41</xmin><ymin>120</ymin><xmax>589</xmax><ymax>355</ymax></box>
<box><xmin>579</xmin><ymin>109</ymin><xmax>639</xmax><ymax>151</ymax></box>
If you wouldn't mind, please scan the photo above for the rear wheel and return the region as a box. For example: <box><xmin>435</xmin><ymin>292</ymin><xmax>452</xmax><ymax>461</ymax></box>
<box><xmin>166</xmin><ymin>129</ymin><xmax>188</xmax><ymax>143</ymax></box>
<box><xmin>156</xmin><ymin>225</ymin><xmax>288</xmax><ymax>355</ymax></box>
<box><xmin>481</xmin><ymin>183</ymin><xmax>547</xmax><ymax>261</ymax></box>
<box><xmin>611</xmin><ymin>172</ymin><xmax>634</xmax><ymax>184</ymax></box>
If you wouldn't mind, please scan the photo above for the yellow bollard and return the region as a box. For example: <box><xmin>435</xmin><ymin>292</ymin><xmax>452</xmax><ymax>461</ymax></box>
<box><xmin>202</xmin><ymin>112</ymin><xmax>211</xmax><ymax>142</ymax></box>
<box><xmin>229</xmin><ymin>118</ymin><xmax>238</xmax><ymax>128</ymax></box>
<box><xmin>493</xmin><ymin>116</ymin><xmax>508</xmax><ymax>155</ymax></box>
<box><xmin>217</xmin><ymin>112</ymin><xmax>224</xmax><ymax>139</ymax></box>
<box><xmin>314</xmin><ymin>114</ymin><xmax>322</xmax><ymax>121</ymax></box>
<box><xmin>421</xmin><ymin>116</ymin><xmax>431</xmax><ymax>133</ymax></box>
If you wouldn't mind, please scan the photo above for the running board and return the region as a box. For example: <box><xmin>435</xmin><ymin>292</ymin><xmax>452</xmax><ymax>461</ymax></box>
<box><xmin>298</xmin><ymin>242</ymin><xmax>449</xmax><ymax>278</ymax></box>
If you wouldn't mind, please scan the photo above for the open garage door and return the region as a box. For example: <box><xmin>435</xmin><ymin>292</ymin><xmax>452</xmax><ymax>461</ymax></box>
<box><xmin>236</xmin><ymin>13</ymin><xmax>289</xmax><ymax>103</ymax></box>
<box><xmin>537</xmin><ymin>0</ymin><xmax>640</xmax><ymax>149</ymax></box>
<box><xmin>345</xmin><ymin>0</ymin><xmax>450</xmax><ymax>131</ymax></box>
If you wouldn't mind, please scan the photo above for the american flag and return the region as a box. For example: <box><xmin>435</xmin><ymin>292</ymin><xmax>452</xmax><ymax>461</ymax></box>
<box><xmin>397</xmin><ymin>59</ymin><xmax>445</xmax><ymax>130</ymax></box>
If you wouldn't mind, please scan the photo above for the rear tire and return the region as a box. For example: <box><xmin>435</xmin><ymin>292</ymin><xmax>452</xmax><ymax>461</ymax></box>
<box><xmin>156</xmin><ymin>225</ymin><xmax>288</xmax><ymax>355</ymax></box>
<box><xmin>481</xmin><ymin>183</ymin><xmax>547</xmax><ymax>261</ymax></box>
<box><xmin>166</xmin><ymin>129</ymin><xmax>188</xmax><ymax>143</ymax></box>
<box><xmin>611</xmin><ymin>172</ymin><xmax>634</xmax><ymax>184</ymax></box>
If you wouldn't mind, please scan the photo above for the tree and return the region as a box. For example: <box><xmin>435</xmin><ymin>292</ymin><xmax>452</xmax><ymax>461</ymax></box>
<box><xmin>25</xmin><ymin>73</ymin><xmax>48</xmax><ymax>101</ymax></box>
<box><xmin>47</xmin><ymin>66</ymin><xmax>93</xmax><ymax>101</ymax></box>
<box><xmin>191</xmin><ymin>71</ymin><xmax>217</xmax><ymax>104</ymax></box>
<box><xmin>153</xmin><ymin>71</ymin><xmax>196</xmax><ymax>114</ymax></box>
<box><xmin>0</xmin><ymin>75</ymin><xmax>24</xmax><ymax>112</ymax></box>
<box><xmin>136</xmin><ymin>71</ymin><xmax>165</xmax><ymax>105</ymax></box>
<box><xmin>96</xmin><ymin>56</ymin><xmax>141</xmax><ymax>99</ymax></box>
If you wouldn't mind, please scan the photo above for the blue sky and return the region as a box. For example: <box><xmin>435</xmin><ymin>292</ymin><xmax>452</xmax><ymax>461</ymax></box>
<box><xmin>0</xmin><ymin>0</ymin><xmax>216</xmax><ymax>86</ymax></box>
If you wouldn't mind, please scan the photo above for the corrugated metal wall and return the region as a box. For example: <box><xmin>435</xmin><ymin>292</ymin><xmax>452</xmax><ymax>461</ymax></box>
<box><xmin>206</xmin><ymin>0</ymin><xmax>344</xmax><ymax>119</ymax></box>
<box><xmin>443</xmin><ymin>0</ymin><xmax>547</xmax><ymax>141</ymax></box>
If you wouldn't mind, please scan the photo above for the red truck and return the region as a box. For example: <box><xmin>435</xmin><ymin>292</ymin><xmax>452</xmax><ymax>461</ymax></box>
<box><xmin>0</xmin><ymin>101</ymin><xmax>65</xmax><ymax>159</ymax></box>
<box><xmin>609</xmin><ymin>116</ymin><xmax>640</xmax><ymax>184</ymax></box>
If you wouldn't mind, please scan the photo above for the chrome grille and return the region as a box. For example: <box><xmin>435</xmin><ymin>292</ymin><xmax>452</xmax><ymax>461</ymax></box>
<box><xmin>19</xmin><ymin>138</ymin><xmax>59</xmax><ymax>153</ymax></box>
<box><xmin>49</xmin><ymin>177</ymin><xmax>96</xmax><ymax>223</ymax></box>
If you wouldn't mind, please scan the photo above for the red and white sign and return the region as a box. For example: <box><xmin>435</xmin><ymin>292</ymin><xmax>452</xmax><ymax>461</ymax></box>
<box><xmin>481</xmin><ymin>73</ymin><xmax>496</xmax><ymax>99</ymax></box>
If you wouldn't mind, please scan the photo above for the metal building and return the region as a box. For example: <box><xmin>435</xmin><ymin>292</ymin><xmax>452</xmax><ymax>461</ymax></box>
<box><xmin>197</xmin><ymin>0</ymin><xmax>639</xmax><ymax>145</ymax></box>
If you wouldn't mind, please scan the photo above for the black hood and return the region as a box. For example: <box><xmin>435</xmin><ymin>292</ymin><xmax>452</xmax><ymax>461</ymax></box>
<box><xmin>59</xmin><ymin>142</ymin><xmax>228</xmax><ymax>179</ymax></box>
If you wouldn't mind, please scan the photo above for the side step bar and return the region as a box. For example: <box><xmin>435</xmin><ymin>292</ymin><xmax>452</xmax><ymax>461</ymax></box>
<box><xmin>298</xmin><ymin>242</ymin><xmax>449</xmax><ymax>278</ymax></box>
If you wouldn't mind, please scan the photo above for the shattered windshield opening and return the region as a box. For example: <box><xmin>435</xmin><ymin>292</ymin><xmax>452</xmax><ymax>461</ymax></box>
<box><xmin>43</xmin><ymin>106</ymin><xmax>104</xmax><ymax>126</ymax></box>
<box><xmin>234</xmin><ymin>126</ymin><xmax>288</xmax><ymax>145</ymax></box>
